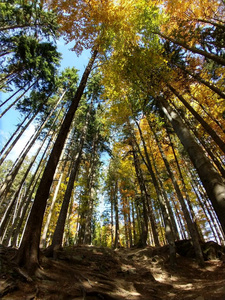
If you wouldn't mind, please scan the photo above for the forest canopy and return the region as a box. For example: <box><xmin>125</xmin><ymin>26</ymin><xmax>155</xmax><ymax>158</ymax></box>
<box><xmin>0</xmin><ymin>0</ymin><xmax>225</xmax><ymax>274</ymax></box>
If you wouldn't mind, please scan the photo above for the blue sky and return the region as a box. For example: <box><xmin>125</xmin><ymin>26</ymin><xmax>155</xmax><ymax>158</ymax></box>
<box><xmin>0</xmin><ymin>39</ymin><xmax>91</xmax><ymax>159</ymax></box>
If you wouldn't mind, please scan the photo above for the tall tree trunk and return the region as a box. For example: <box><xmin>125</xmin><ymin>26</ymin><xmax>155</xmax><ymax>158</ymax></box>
<box><xmin>11</xmin><ymin>139</ymin><xmax>52</xmax><ymax>247</ymax></box>
<box><xmin>150</xmin><ymin>121</ymin><xmax>205</xmax><ymax>265</ymax></box>
<box><xmin>40</xmin><ymin>139</ymin><xmax>69</xmax><ymax>248</ymax></box>
<box><xmin>0</xmin><ymin>81</ymin><xmax>37</xmax><ymax>118</ymax></box>
<box><xmin>131</xmin><ymin>201</ymin><xmax>137</xmax><ymax>244</ymax></box>
<box><xmin>0</xmin><ymin>85</ymin><xmax>25</xmax><ymax>108</ymax></box>
<box><xmin>159</xmin><ymin>97</ymin><xmax>225</xmax><ymax>235</ymax></box>
<box><xmin>129</xmin><ymin>123</ymin><xmax>160</xmax><ymax>247</ymax></box>
<box><xmin>131</xmin><ymin>147</ymin><xmax>150</xmax><ymax>247</ymax></box>
<box><xmin>157</xmin><ymin>31</ymin><xmax>225</xmax><ymax>66</ymax></box>
<box><xmin>49</xmin><ymin>129</ymin><xmax>86</xmax><ymax>252</ymax></box>
<box><xmin>0</xmin><ymin>119</ymin><xmax>57</xmax><ymax>236</ymax></box>
<box><xmin>110</xmin><ymin>188</ymin><xmax>114</xmax><ymax>248</ymax></box>
<box><xmin>0</xmin><ymin>111</ymin><xmax>31</xmax><ymax>158</ymax></box>
<box><xmin>168</xmin><ymin>132</ymin><xmax>205</xmax><ymax>243</ymax></box>
<box><xmin>127</xmin><ymin>201</ymin><xmax>133</xmax><ymax>247</ymax></box>
<box><xmin>132</xmin><ymin>122</ymin><xmax>175</xmax><ymax>262</ymax></box>
<box><xmin>0</xmin><ymin>94</ymin><xmax>63</xmax><ymax>198</ymax></box>
<box><xmin>151</xmin><ymin>153</ymin><xmax>180</xmax><ymax>241</ymax></box>
<box><xmin>0</xmin><ymin>111</ymin><xmax>36</xmax><ymax>167</ymax></box>
<box><xmin>15</xmin><ymin>50</ymin><xmax>98</xmax><ymax>274</ymax></box>
<box><xmin>114</xmin><ymin>181</ymin><xmax>120</xmax><ymax>248</ymax></box>
<box><xmin>168</xmin><ymin>84</ymin><xmax>225</xmax><ymax>154</ymax></box>
<box><xmin>175</xmin><ymin>63</ymin><xmax>225</xmax><ymax>101</ymax></box>
<box><xmin>190</xmin><ymin>126</ymin><xmax>225</xmax><ymax>178</ymax></box>
<box><xmin>84</xmin><ymin>130</ymin><xmax>99</xmax><ymax>245</ymax></box>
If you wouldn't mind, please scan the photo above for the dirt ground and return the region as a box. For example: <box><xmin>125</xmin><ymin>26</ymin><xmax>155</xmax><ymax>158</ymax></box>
<box><xmin>1</xmin><ymin>242</ymin><xmax>225</xmax><ymax>300</ymax></box>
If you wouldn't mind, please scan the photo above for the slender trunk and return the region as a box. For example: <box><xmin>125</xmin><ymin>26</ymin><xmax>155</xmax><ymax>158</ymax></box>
<box><xmin>15</xmin><ymin>50</ymin><xmax>98</xmax><ymax>274</ymax></box>
<box><xmin>0</xmin><ymin>71</ymin><xmax>18</xmax><ymax>85</ymax></box>
<box><xmin>171</xmin><ymin>195</ymin><xmax>188</xmax><ymax>240</ymax></box>
<box><xmin>157</xmin><ymin>31</ymin><xmax>225</xmax><ymax>66</ymax></box>
<box><xmin>192</xmin><ymin>97</ymin><xmax>224</xmax><ymax>132</ymax></box>
<box><xmin>168</xmin><ymin>132</ymin><xmax>205</xmax><ymax>243</ymax></box>
<box><xmin>129</xmin><ymin>123</ymin><xmax>160</xmax><ymax>247</ymax></box>
<box><xmin>11</xmin><ymin>137</ymin><xmax>53</xmax><ymax>247</ymax></box>
<box><xmin>128</xmin><ymin>202</ymin><xmax>133</xmax><ymax>247</ymax></box>
<box><xmin>0</xmin><ymin>85</ymin><xmax>25</xmax><ymax>108</ymax></box>
<box><xmin>168</xmin><ymin>84</ymin><xmax>225</xmax><ymax>154</ymax></box>
<box><xmin>146</xmin><ymin>194</ymin><xmax>160</xmax><ymax>247</ymax></box>
<box><xmin>149</xmin><ymin>121</ymin><xmax>205</xmax><ymax>265</ymax></box>
<box><xmin>0</xmin><ymin>112</ymin><xmax>36</xmax><ymax>167</ymax></box>
<box><xmin>0</xmin><ymin>93</ymin><xmax>64</xmax><ymax>198</ymax></box>
<box><xmin>131</xmin><ymin>201</ymin><xmax>137</xmax><ymax>244</ymax></box>
<box><xmin>114</xmin><ymin>181</ymin><xmax>120</xmax><ymax>248</ymax></box>
<box><xmin>131</xmin><ymin>148</ymin><xmax>149</xmax><ymax>247</ymax></box>
<box><xmin>195</xmin><ymin>18</ymin><xmax>225</xmax><ymax>29</ymax></box>
<box><xmin>110</xmin><ymin>188</ymin><xmax>114</xmax><ymax>248</ymax></box>
<box><xmin>50</xmin><ymin>146</ymin><xmax>83</xmax><ymax>251</ymax></box>
<box><xmin>0</xmin><ymin>111</ymin><xmax>31</xmax><ymax>158</ymax></box>
<box><xmin>123</xmin><ymin>205</ymin><xmax>129</xmax><ymax>248</ymax></box>
<box><xmin>40</xmin><ymin>160</ymin><xmax>67</xmax><ymax>248</ymax></box>
<box><xmin>0</xmin><ymin>122</ymin><xmax>55</xmax><ymax>235</ymax></box>
<box><xmin>151</xmin><ymin>154</ymin><xmax>180</xmax><ymax>241</ymax></box>
<box><xmin>0</xmin><ymin>23</ymin><xmax>45</xmax><ymax>32</ymax></box>
<box><xmin>160</xmin><ymin>97</ymin><xmax>225</xmax><ymax>234</ymax></box>
<box><xmin>0</xmin><ymin>81</ymin><xmax>36</xmax><ymax>118</ymax></box>
<box><xmin>4</xmin><ymin>186</ymin><xmax>25</xmax><ymax>246</ymax></box>
<box><xmin>132</xmin><ymin>122</ymin><xmax>175</xmax><ymax>261</ymax></box>
<box><xmin>84</xmin><ymin>130</ymin><xmax>99</xmax><ymax>244</ymax></box>
<box><xmin>175</xmin><ymin>63</ymin><xmax>225</xmax><ymax>101</ymax></box>
<box><xmin>190</xmin><ymin>180</ymin><xmax>221</xmax><ymax>243</ymax></box>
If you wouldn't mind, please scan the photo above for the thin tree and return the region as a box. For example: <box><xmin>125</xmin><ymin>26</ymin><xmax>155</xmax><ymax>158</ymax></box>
<box><xmin>15</xmin><ymin>50</ymin><xmax>98</xmax><ymax>275</ymax></box>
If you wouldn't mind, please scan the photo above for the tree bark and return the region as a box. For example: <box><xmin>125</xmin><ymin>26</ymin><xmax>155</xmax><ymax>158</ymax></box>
<box><xmin>114</xmin><ymin>181</ymin><xmax>120</xmax><ymax>248</ymax></box>
<box><xmin>168</xmin><ymin>84</ymin><xmax>225</xmax><ymax>154</ymax></box>
<box><xmin>133</xmin><ymin>121</ymin><xmax>176</xmax><ymax>261</ymax></box>
<box><xmin>0</xmin><ymin>95</ymin><xmax>63</xmax><ymax>198</ymax></box>
<box><xmin>49</xmin><ymin>108</ymin><xmax>91</xmax><ymax>251</ymax></box>
<box><xmin>160</xmin><ymin>97</ymin><xmax>225</xmax><ymax>235</ymax></box>
<box><xmin>15</xmin><ymin>50</ymin><xmax>98</xmax><ymax>274</ymax></box>
<box><xmin>150</xmin><ymin>121</ymin><xmax>205</xmax><ymax>264</ymax></box>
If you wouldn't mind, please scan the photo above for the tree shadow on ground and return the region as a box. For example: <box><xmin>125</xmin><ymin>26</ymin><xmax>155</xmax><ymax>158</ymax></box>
<box><xmin>1</xmin><ymin>243</ymin><xmax>225</xmax><ymax>299</ymax></box>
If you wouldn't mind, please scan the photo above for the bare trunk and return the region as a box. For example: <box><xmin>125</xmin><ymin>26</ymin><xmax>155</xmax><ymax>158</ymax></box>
<box><xmin>0</xmin><ymin>81</ymin><xmax>37</xmax><ymax>118</ymax></box>
<box><xmin>114</xmin><ymin>181</ymin><xmax>120</xmax><ymax>248</ymax></box>
<box><xmin>0</xmin><ymin>112</ymin><xmax>36</xmax><ymax>167</ymax></box>
<box><xmin>133</xmin><ymin>121</ymin><xmax>175</xmax><ymax>262</ymax></box>
<box><xmin>160</xmin><ymin>97</ymin><xmax>225</xmax><ymax>234</ymax></box>
<box><xmin>150</xmin><ymin>121</ymin><xmax>205</xmax><ymax>265</ymax></box>
<box><xmin>131</xmin><ymin>148</ymin><xmax>149</xmax><ymax>247</ymax></box>
<box><xmin>0</xmin><ymin>94</ymin><xmax>63</xmax><ymax>198</ymax></box>
<box><xmin>168</xmin><ymin>84</ymin><xmax>225</xmax><ymax>154</ymax></box>
<box><xmin>15</xmin><ymin>50</ymin><xmax>98</xmax><ymax>274</ymax></box>
<box><xmin>40</xmin><ymin>139</ymin><xmax>68</xmax><ymax>248</ymax></box>
<box><xmin>50</xmin><ymin>147</ymin><xmax>82</xmax><ymax>251</ymax></box>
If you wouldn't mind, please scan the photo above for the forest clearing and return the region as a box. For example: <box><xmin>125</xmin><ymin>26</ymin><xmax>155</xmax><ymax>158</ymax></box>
<box><xmin>0</xmin><ymin>0</ymin><xmax>225</xmax><ymax>299</ymax></box>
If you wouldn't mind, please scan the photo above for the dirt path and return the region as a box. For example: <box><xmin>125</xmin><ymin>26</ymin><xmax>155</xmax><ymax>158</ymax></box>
<box><xmin>1</xmin><ymin>244</ymin><xmax>225</xmax><ymax>299</ymax></box>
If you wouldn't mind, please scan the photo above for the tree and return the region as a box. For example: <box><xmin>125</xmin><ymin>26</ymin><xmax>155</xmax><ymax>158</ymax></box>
<box><xmin>159</xmin><ymin>98</ymin><xmax>225</xmax><ymax>233</ymax></box>
<box><xmin>15</xmin><ymin>50</ymin><xmax>97</xmax><ymax>274</ymax></box>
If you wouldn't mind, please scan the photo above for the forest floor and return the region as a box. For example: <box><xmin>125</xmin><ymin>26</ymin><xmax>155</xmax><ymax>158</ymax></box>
<box><xmin>1</xmin><ymin>241</ymin><xmax>225</xmax><ymax>300</ymax></box>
